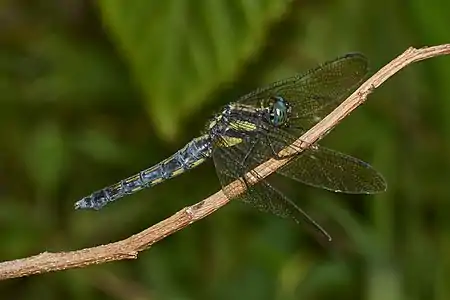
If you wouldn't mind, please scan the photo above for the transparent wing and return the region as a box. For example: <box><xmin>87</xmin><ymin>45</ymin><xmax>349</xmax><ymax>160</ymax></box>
<box><xmin>211</xmin><ymin>138</ymin><xmax>331</xmax><ymax>240</ymax></box>
<box><xmin>262</xmin><ymin>129</ymin><xmax>387</xmax><ymax>193</ymax></box>
<box><xmin>236</xmin><ymin>53</ymin><xmax>368</xmax><ymax>133</ymax></box>
<box><xmin>277</xmin><ymin>146</ymin><xmax>387</xmax><ymax>193</ymax></box>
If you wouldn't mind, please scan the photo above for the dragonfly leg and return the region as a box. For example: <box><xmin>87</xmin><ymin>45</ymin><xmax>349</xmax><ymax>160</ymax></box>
<box><xmin>240</xmin><ymin>140</ymin><xmax>258</xmax><ymax>166</ymax></box>
<box><xmin>265</xmin><ymin>135</ymin><xmax>298</xmax><ymax>160</ymax></box>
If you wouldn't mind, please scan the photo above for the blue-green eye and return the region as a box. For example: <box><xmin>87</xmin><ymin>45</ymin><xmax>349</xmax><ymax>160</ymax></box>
<box><xmin>270</xmin><ymin>96</ymin><xmax>289</xmax><ymax>127</ymax></box>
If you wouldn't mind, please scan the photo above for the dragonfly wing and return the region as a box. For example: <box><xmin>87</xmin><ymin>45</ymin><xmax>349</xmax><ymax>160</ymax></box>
<box><xmin>253</xmin><ymin>124</ymin><xmax>386</xmax><ymax>193</ymax></box>
<box><xmin>277</xmin><ymin>145</ymin><xmax>387</xmax><ymax>193</ymax></box>
<box><xmin>211</xmin><ymin>137</ymin><xmax>331</xmax><ymax>240</ymax></box>
<box><xmin>236</xmin><ymin>53</ymin><xmax>368</xmax><ymax>133</ymax></box>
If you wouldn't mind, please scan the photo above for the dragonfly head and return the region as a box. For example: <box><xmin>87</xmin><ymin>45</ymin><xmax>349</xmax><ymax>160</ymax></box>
<box><xmin>264</xmin><ymin>96</ymin><xmax>291</xmax><ymax>128</ymax></box>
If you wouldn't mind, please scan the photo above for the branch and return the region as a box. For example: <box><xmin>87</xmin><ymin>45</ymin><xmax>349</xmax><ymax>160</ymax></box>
<box><xmin>1</xmin><ymin>44</ymin><xmax>450</xmax><ymax>280</ymax></box>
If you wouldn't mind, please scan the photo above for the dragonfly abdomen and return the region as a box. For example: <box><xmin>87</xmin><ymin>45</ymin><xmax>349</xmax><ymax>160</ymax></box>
<box><xmin>74</xmin><ymin>135</ymin><xmax>212</xmax><ymax>210</ymax></box>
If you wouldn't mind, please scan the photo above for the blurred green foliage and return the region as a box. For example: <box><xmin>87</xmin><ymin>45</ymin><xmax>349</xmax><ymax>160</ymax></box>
<box><xmin>1</xmin><ymin>0</ymin><xmax>450</xmax><ymax>299</ymax></box>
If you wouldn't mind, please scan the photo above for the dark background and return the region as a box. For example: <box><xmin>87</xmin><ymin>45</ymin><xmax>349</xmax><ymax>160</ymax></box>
<box><xmin>1</xmin><ymin>1</ymin><xmax>450</xmax><ymax>299</ymax></box>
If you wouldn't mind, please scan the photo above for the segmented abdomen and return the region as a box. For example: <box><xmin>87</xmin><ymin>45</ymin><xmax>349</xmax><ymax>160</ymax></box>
<box><xmin>74</xmin><ymin>135</ymin><xmax>211</xmax><ymax>210</ymax></box>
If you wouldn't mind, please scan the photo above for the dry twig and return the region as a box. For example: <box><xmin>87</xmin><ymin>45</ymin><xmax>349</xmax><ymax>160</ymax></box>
<box><xmin>1</xmin><ymin>44</ymin><xmax>450</xmax><ymax>280</ymax></box>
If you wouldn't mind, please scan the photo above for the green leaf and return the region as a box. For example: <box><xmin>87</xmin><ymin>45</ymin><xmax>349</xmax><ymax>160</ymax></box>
<box><xmin>97</xmin><ymin>0</ymin><xmax>292</xmax><ymax>139</ymax></box>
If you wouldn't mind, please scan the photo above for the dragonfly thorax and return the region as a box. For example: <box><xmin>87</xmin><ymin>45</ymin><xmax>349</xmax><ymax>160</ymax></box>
<box><xmin>207</xmin><ymin>97</ymin><xmax>292</xmax><ymax>146</ymax></box>
<box><xmin>206</xmin><ymin>103</ymin><xmax>263</xmax><ymax>147</ymax></box>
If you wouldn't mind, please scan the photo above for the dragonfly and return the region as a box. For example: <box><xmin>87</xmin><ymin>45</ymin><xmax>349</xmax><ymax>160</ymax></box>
<box><xmin>75</xmin><ymin>53</ymin><xmax>386</xmax><ymax>241</ymax></box>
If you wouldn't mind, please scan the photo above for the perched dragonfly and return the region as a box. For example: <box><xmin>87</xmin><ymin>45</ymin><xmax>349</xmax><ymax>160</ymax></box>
<box><xmin>75</xmin><ymin>53</ymin><xmax>386</xmax><ymax>240</ymax></box>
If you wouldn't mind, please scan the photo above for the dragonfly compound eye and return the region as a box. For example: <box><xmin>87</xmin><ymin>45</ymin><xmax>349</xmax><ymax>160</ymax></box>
<box><xmin>269</xmin><ymin>96</ymin><xmax>290</xmax><ymax>127</ymax></box>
